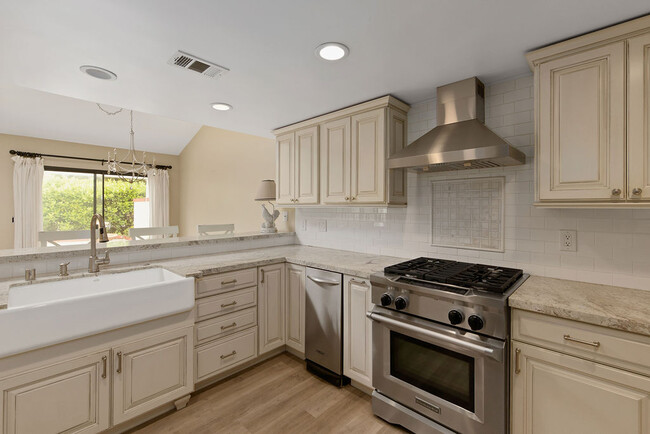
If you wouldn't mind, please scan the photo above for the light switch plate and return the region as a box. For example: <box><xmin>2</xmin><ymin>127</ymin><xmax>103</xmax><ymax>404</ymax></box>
<box><xmin>560</xmin><ymin>230</ymin><xmax>577</xmax><ymax>252</ymax></box>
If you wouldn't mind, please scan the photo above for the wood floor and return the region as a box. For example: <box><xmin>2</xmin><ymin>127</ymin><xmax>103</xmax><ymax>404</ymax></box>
<box><xmin>132</xmin><ymin>353</ymin><xmax>406</xmax><ymax>433</ymax></box>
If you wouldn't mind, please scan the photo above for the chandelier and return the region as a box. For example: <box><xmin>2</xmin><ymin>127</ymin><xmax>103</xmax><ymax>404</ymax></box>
<box><xmin>100</xmin><ymin>105</ymin><xmax>154</xmax><ymax>183</ymax></box>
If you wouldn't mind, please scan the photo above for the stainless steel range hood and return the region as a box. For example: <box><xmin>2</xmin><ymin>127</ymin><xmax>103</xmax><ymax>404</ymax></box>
<box><xmin>388</xmin><ymin>77</ymin><xmax>525</xmax><ymax>172</ymax></box>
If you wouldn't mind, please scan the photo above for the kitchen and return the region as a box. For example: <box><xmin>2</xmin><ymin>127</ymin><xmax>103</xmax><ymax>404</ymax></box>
<box><xmin>0</xmin><ymin>1</ymin><xmax>649</xmax><ymax>433</ymax></box>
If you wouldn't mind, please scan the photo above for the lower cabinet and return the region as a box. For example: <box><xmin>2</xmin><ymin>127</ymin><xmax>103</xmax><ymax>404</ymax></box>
<box><xmin>511</xmin><ymin>341</ymin><xmax>650</xmax><ymax>434</ymax></box>
<box><xmin>195</xmin><ymin>327</ymin><xmax>258</xmax><ymax>382</ymax></box>
<box><xmin>112</xmin><ymin>326</ymin><xmax>193</xmax><ymax>425</ymax></box>
<box><xmin>258</xmin><ymin>264</ymin><xmax>286</xmax><ymax>355</ymax></box>
<box><xmin>343</xmin><ymin>275</ymin><xmax>373</xmax><ymax>388</ymax></box>
<box><xmin>0</xmin><ymin>350</ymin><xmax>110</xmax><ymax>434</ymax></box>
<box><xmin>285</xmin><ymin>264</ymin><xmax>306</xmax><ymax>354</ymax></box>
<box><xmin>0</xmin><ymin>325</ymin><xmax>193</xmax><ymax>433</ymax></box>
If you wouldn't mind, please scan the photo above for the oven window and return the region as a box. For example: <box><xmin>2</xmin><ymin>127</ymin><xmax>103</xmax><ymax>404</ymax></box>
<box><xmin>390</xmin><ymin>331</ymin><xmax>475</xmax><ymax>412</ymax></box>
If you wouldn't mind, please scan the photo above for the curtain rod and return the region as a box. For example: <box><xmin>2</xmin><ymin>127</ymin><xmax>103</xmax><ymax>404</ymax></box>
<box><xmin>8</xmin><ymin>149</ymin><xmax>172</xmax><ymax>170</ymax></box>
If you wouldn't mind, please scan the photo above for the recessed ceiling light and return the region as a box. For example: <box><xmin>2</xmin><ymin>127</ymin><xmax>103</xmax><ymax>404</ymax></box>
<box><xmin>211</xmin><ymin>102</ymin><xmax>232</xmax><ymax>111</ymax></box>
<box><xmin>315</xmin><ymin>42</ymin><xmax>349</xmax><ymax>61</ymax></box>
<box><xmin>79</xmin><ymin>65</ymin><xmax>117</xmax><ymax>80</ymax></box>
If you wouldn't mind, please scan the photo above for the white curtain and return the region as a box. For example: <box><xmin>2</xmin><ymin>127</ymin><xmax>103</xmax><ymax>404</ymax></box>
<box><xmin>12</xmin><ymin>156</ymin><xmax>44</xmax><ymax>249</ymax></box>
<box><xmin>146</xmin><ymin>168</ymin><xmax>169</xmax><ymax>228</ymax></box>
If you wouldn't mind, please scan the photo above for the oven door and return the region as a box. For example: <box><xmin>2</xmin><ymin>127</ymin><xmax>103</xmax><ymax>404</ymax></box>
<box><xmin>368</xmin><ymin>306</ymin><xmax>506</xmax><ymax>434</ymax></box>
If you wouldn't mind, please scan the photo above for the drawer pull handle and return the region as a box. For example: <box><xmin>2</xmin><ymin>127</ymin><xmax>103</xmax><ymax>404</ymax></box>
<box><xmin>220</xmin><ymin>350</ymin><xmax>237</xmax><ymax>360</ymax></box>
<box><xmin>260</xmin><ymin>269</ymin><xmax>265</xmax><ymax>283</ymax></box>
<box><xmin>101</xmin><ymin>356</ymin><xmax>107</xmax><ymax>379</ymax></box>
<box><xmin>515</xmin><ymin>348</ymin><xmax>521</xmax><ymax>374</ymax></box>
<box><xmin>116</xmin><ymin>351</ymin><xmax>122</xmax><ymax>373</ymax></box>
<box><xmin>221</xmin><ymin>322</ymin><xmax>237</xmax><ymax>330</ymax></box>
<box><xmin>221</xmin><ymin>279</ymin><xmax>237</xmax><ymax>285</ymax></box>
<box><xmin>349</xmin><ymin>279</ymin><xmax>367</xmax><ymax>286</ymax></box>
<box><xmin>563</xmin><ymin>334</ymin><xmax>600</xmax><ymax>348</ymax></box>
<box><xmin>221</xmin><ymin>301</ymin><xmax>237</xmax><ymax>308</ymax></box>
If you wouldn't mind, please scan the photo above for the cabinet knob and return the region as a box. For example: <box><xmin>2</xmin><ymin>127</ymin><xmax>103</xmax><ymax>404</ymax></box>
<box><xmin>632</xmin><ymin>188</ymin><xmax>643</xmax><ymax>196</ymax></box>
<box><xmin>345</xmin><ymin>196</ymin><xmax>349</xmax><ymax>201</ymax></box>
<box><xmin>611</xmin><ymin>188</ymin><xmax>621</xmax><ymax>196</ymax></box>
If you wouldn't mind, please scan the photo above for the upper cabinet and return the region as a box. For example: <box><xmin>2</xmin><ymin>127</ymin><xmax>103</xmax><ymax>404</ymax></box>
<box><xmin>274</xmin><ymin>96</ymin><xmax>409</xmax><ymax>206</ymax></box>
<box><xmin>527</xmin><ymin>15</ymin><xmax>650</xmax><ymax>206</ymax></box>
<box><xmin>276</xmin><ymin>126</ymin><xmax>319</xmax><ymax>205</ymax></box>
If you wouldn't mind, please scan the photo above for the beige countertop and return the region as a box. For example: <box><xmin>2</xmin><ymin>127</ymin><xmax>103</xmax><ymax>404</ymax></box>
<box><xmin>0</xmin><ymin>245</ymin><xmax>403</xmax><ymax>309</ymax></box>
<box><xmin>510</xmin><ymin>275</ymin><xmax>650</xmax><ymax>337</ymax></box>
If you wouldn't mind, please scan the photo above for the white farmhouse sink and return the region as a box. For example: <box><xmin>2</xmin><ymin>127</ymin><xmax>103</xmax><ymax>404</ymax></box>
<box><xmin>0</xmin><ymin>268</ymin><xmax>194</xmax><ymax>358</ymax></box>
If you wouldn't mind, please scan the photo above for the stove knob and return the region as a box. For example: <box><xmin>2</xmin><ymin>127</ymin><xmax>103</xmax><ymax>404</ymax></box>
<box><xmin>468</xmin><ymin>315</ymin><xmax>484</xmax><ymax>331</ymax></box>
<box><xmin>394</xmin><ymin>295</ymin><xmax>409</xmax><ymax>310</ymax></box>
<box><xmin>448</xmin><ymin>310</ymin><xmax>464</xmax><ymax>325</ymax></box>
<box><xmin>380</xmin><ymin>293</ymin><xmax>393</xmax><ymax>307</ymax></box>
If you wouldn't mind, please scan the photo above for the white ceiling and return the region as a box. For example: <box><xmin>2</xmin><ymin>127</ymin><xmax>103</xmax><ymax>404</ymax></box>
<box><xmin>0</xmin><ymin>86</ymin><xmax>202</xmax><ymax>155</ymax></box>
<box><xmin>1</xmin><ymin>0</ymin><xmax>649</xmax><ymax>153</ymax></box>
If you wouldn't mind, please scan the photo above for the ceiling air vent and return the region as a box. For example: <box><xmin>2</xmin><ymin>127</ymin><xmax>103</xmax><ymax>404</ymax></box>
<box><xmin>167</xmin><ymin>50</ymin><xmax>229</xmax><ymax>78</ymax></box>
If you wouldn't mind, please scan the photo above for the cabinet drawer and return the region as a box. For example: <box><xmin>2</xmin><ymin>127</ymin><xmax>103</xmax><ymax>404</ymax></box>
<box><xmin>196</xmin><ymin>287</ymin><xmax>257</xmax><ymax>322</ymax></box>
<box><xmin>512</xmin><ymin>309</ymin><xmax>650</xmax><ymax>376</ymax></box>
<box><xmin>195</xmin><ymin>327</ymin><xmax>257</xmax><ymax>382</ymax></box>
<box><xmin>196</xmin><ymin>268</ymin><xmax>257</xmax><ymax>298</ymax></box>
<box><xmin>194</xmin><ymin>307</ymin><xmax>257</xmax><ymax>346</ymax></box>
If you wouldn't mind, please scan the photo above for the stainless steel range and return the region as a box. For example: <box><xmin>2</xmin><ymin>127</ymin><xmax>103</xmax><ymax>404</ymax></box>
<box><xmin>368</xmin><ymin>257</ymin><xmax>529</xmax><ymax>434</ymax></box>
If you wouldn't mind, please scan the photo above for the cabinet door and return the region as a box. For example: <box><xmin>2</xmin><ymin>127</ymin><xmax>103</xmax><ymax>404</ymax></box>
<box><xmin>351</xmin><ymin>108</ymin><xmax>386</xmax><ymax>204</ymax></box>
<box><xmin>343</xmin><ymin>276</ymin><xmax>373</xmax><ymax>388</ymax></box>
<box><xmin>258</xmin><ymin>264</ymin><xmax>285</xmax><ymax>355</ymax></box>
<box><xmin>320</xmin><ymin>117</ymin><xmax>351</xmax><ymax>204</ymax></box>
<box><xmin>295</xmin><ymin>126</ymin><xmax>319</xmax><ymax>204</ymax></box>
<box><xmin>388</xmin><ymin>108</ymin><xmax>408</xmax><ymax>205</ymax></box>
<box><xmin>285</xmin><ymin>264</ymin><xmax>305</xmax><ymax>354</ymax></box>
<box><xmin>511</xmin><ymin>341</ymin><xmax>650</xmax><ymax>434</ymax></box>
<box><xmin>276</xmin><ymin>132</ymin><xmax>295</xmax><ymax>205</ymax></box>
<box><xmin>112</xmin><ymin>326</ymin><xmax>193</xmax><ymax>425</ymax></box>
<box><xmin>537</xmin><ymin>42</ymin><xmax>625</xmax><ymax>201</ymax></box>
<box><xmin>0</xmin><ymin>351</ymin><xmax>110</xmax><ymax>434</ymax></box>
<box><xmin>629</xmin><ymin>33</ymin><xmax>650</xmax><ymax>201</ymax></box>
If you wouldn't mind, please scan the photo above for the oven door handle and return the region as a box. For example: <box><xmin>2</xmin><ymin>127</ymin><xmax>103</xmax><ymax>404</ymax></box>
<box><xmin>367</xmin><ymin>311</ymin><xmax>501</xmax><ymax>361</ymax></box>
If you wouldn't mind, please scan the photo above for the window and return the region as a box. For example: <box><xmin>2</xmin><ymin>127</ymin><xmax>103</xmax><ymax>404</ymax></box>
<box><xmin>42</xmin><ymin>168</ymin><xmax>147</xmax><ymax>245</ymax></box>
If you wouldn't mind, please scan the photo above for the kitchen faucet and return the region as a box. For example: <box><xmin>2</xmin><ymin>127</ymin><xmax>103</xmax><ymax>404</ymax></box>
<box><xmin>89</xmin><ymin>214</ymin><xmax>110</xmax><ymax>273</ymax></box>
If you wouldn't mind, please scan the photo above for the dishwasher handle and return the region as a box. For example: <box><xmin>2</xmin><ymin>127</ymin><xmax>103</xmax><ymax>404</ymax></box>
<box><xmin>307</xmin><ymin>275</ymin><xmax>340</xmax><ymax>285</ymax></box>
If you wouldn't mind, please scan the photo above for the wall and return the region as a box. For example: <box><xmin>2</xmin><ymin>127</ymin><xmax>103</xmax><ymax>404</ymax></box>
<box><xmin>297</xmin><ymin>74</ymin><xmax>650</xmax><ymax>291</ymax></box>
<box><xmin>0</xmin><ymin>133</ymin><xmax>180</xmax><ymax>250</ymax></box>
<box><xmin>178</xmin><ymin>126</ymin><xmax>294</xmax><ymax>236</ymax></box>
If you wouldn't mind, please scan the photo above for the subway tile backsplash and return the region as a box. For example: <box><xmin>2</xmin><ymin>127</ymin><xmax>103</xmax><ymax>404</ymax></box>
<box><xmin>296</xmin><ymin>74</ymin><xmax>650</xmax><ymax>291</ymax></box>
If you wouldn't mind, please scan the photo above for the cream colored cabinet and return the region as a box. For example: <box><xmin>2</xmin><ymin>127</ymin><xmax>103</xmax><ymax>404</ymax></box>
<box><xmin>275</xmin><ymin>126</ymin><xmax>319</xmax><ymax>205</ymax></box>
<box><xmin>0</xmin><ymin>350</ymin><xmax>110</xmax><ymax>434</ymax></box>
<box><xmin>528</xmin><ymin>17</ymin><xmax>650</xmax><ymax>206</ymax></box>
<box><xmin>112</xmin><ymin>326</ymin><xmax>193</xmax><ymax>425</ymax></box>
<box><xmin>511</xmin><ymin>341</ymin><xmax>650</xmax><ymax>434</ymax></box>
<box><xmin>274</xmin><ymin>95</ymin><xmax>409</xmax><ymax>206</ymax></box>
<box><xmin>511</xmin><ymin>309</ymin><xmax>650</xmax><ymax>433</ymax></box>
<box><xmin>285</xmin><ymin>264</ymin><xmax>305</xmax><ymax>355</ymax></box>
<box><xmin>535</xmin><ymin>42</ymin><xmax>626</xmax><ymax>202</ymax></box>
<box><xmin>351</xmin><ymin>109</ymin><xmax>386</xmax><ymax>203</ymax></box>
<box><xmin>628</xmin><ymin>32</ymin><xmax>650</xmax><ymax>201</ymax></box>
<box><xmin>343</xmin><ymin>276</ymin><xmax>373</xmax><ymax>389</ymax></box>
<box><xmin>258</xmin><ymin>264</ymin><xmax>285</xmax><ymax>355</ymax></box>
<box><xmin>321</xmin><ymin>117</ymin><xmax>352</xmax><ymax>204</ymax></box>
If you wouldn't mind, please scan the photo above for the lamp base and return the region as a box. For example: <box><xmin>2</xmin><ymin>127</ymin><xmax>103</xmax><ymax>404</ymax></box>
<box><xmin>260</xmin><ymin>227</ymin><xmax>278</xmax><ymax>234</ymax></box>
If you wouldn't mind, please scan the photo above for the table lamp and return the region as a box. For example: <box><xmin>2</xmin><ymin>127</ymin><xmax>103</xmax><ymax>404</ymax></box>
<box><xmin>255</xmin><ymin>180</ymin><xmax>279</xmax><ymax>233</ymax></box>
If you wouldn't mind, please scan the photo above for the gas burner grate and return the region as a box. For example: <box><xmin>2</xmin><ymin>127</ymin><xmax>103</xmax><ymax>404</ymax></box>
<box><xmin>384</xmin><ymin>257</ymin><xmax>523</xmax><ymax>293</ymax></box>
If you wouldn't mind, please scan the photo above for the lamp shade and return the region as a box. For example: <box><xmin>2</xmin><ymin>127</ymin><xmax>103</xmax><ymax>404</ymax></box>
<box><xmin>255</xmin><ymin>179</ymin><xmax>277</xmax><ymax>201</ymax></box>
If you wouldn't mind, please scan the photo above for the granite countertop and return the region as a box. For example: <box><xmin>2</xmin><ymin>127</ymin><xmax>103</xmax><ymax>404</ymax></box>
<box><xmin>0</xmin><ymin>245</ymin><xmax>403</xmax><ymax>310</ymax></box>
<box><xmin>509</xmin><ymin>275</ymin><xmax>650</xmax><ymax>337</ymax></box>
<box><xmin>0</xmin><ymin>231</ymin><xmax>295</xmax><ymax>263</ymax></box>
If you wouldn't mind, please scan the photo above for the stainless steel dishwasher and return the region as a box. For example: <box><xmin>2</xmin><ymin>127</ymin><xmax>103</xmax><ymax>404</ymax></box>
<box><xmin>305</xmin><ymin>267</ymin><xmax>348</xmax><ymax>386</ymax></box>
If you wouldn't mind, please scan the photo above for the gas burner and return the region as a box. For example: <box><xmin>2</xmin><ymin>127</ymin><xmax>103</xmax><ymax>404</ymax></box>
<box><xmin>384</xmin><ymin>257</ymin><xmax>523</xmax><ymax>294</ymax></box>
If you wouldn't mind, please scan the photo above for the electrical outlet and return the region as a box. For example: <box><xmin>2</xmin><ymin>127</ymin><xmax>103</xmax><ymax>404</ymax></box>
<box><xmin>282</xmin><ymin>211</ymin><xmax>288</xmax><ymax>222</ymax></box>
<box><xmin>559</xmin><ymin>230</ymin><xmax>577</xmax><ymax>252</ymax></box>
<box><xmin>318</xmin><ymin>220</ymin><xmax>327</xmax><ymax>232</ymax></box>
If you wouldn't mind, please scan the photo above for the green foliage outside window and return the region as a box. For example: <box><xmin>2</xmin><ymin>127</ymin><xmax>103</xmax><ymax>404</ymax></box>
<box><xmin>42</xmin><ymin>172</ymin><xmax>146</xmax><ymax>236</ymax></box>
